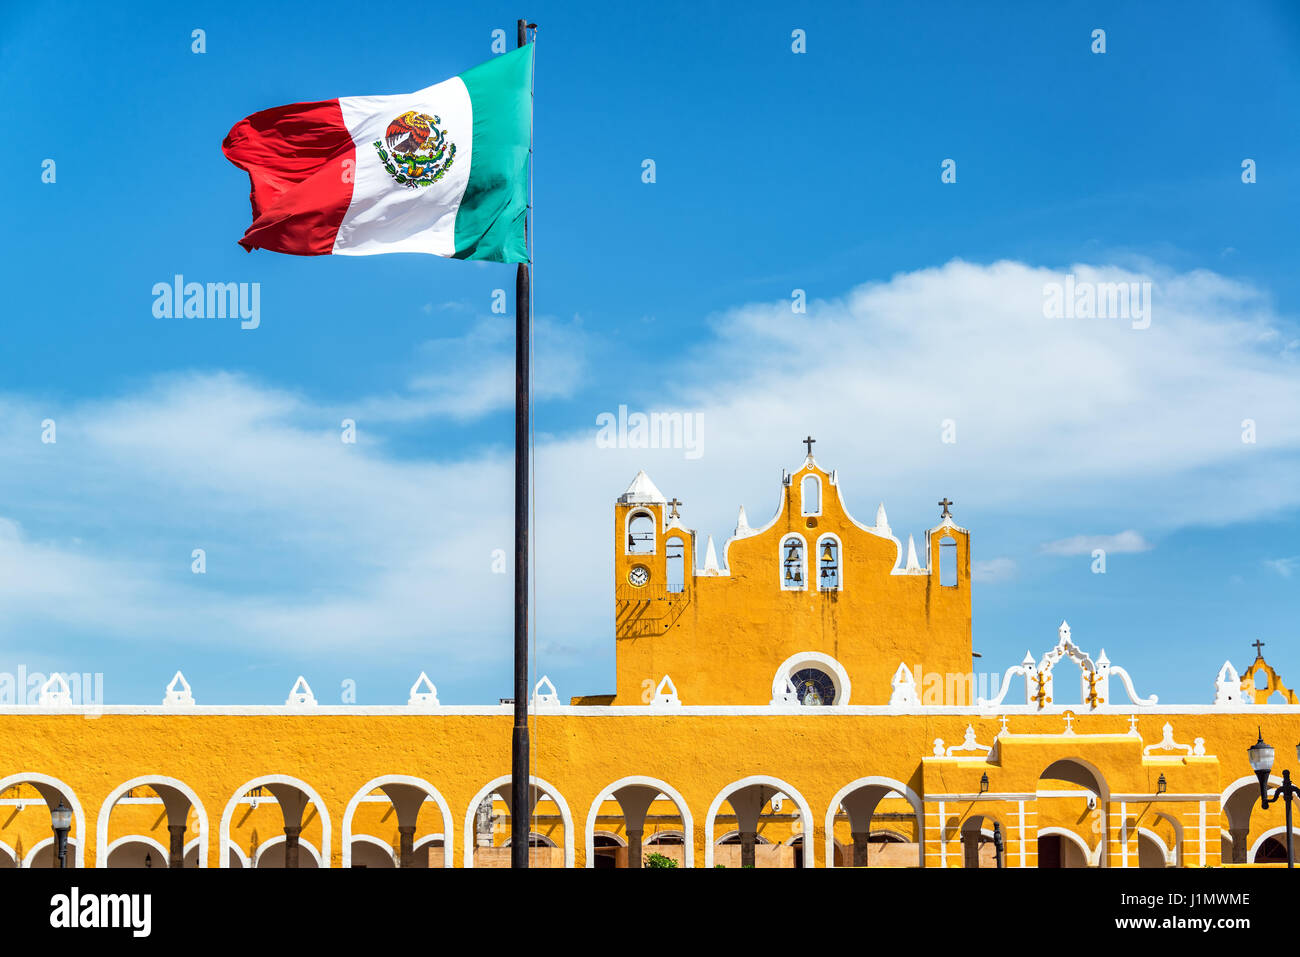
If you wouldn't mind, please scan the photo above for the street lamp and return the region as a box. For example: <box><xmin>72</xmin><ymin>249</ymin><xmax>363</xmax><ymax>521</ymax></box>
<box><xmin>992</xmin><ymin>821</ymin><xmax>1003</xmax><ymax>869</ymax></box>
<box><xmin>50</xmin><ymin>800</ymin><xmax>72</xmax><ymax>869</ymax></box>
<box><xmin>1247</xmin><ymin>729</ymin><xmax>1300</xmax><ymax>868</ymax></box>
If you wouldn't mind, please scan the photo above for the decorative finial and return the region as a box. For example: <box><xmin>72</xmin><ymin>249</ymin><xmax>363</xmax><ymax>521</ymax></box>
<box><xmin>938</xmin><ymin>497</ymin><xmax>953</xmax><ymax>519</ymax></box>
<box><xmin>803</xmin><ymin>435</ymin><xmax>816</xmax><ymax>457</ymax></box>
<box><xmin>667</xmin><ymin>497</ymin><xmax>682</xmax><ymax>519</ymax></box>
<box><xmin>1253</xmin><ymin>638</ymin><xmax>1266</xmax><ymax>658</ymax></box>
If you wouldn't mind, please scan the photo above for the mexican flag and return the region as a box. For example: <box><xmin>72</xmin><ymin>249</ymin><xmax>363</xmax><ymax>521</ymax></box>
<box><xmin>222</xmin><ymin>46</ymin><xmax>531</xmax><ymax>262</ymax></box>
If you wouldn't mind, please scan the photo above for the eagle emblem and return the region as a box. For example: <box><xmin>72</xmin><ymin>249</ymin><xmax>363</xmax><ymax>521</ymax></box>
<box><xmin>372</xmin><ymin>111</ymin><xmax>456</xmax><ymax>188</ymax></box>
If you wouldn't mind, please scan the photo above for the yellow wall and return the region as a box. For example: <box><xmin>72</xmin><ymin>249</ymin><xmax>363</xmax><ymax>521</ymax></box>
<box><xmin>2</xmin><ymin>710</ymin><xmax>1297</xmax><ymax>868</ymax></box>
<box><xmin>612</xmin><ymin>461</ymin><xmax>971</xmax><ymax>705</ymax></box>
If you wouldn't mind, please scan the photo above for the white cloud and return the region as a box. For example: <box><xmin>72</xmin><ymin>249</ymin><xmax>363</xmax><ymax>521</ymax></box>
<box><xmin>0</xmin><ymin>258</ymin><xmax>1296</xmax><ymax>700</ymax></box>
<box><xmin>1264</xmin><ymin>557</ymin><xmax>1300</xmax><ymax>578</ymax></box>
<box><xmin>971</xmin><ymin>558</ymin><xmax>1017</xmax><ymax>583</ymax></box>
<box><xmin>1040</xmin><ymin>531</ymin><xmax>1153</xmax><ymax>556</ymax></box>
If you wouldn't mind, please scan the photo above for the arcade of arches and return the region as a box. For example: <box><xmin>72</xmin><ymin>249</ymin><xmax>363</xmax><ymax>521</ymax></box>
<box><xmin>1</xmin><ymin>453</ymin><xmax>1295</xmax><ymax>867</ymax></box>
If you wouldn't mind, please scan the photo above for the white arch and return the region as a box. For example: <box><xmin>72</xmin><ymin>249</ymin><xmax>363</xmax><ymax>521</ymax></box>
<box><xmin>0</xmin><ymin>772</ymin><xmax>86</xmax><ymax>868</ymax></box>
<box><xmin>218</xmin><ymin>774</ymin><xmax>331</xmax><ymax>869</ymax></box>
<box><xmin>413</xmin><ymin>833</ymin><xmax>446</xmax><ymax>850</ymax></box>
<box><xmin>1135</xmin><ymin>827</ymin><xmax>1172</xmax><ymax>867</ymax></box>
<box><xmin>773</xmin><ymin>651</ymin><xmax>852</xmax><ymax>706</ymax></box>
<box><xmin>715</xmin><ymin>829</ymin><xmax>773</xmax><ymax>844</ymax></box>
<box><xmin>96</xmin><ymin>775</ymin><xmax>209</xmax><ymax>868</ymax></box>
<box><xmin>801</xmin><ymin>474</ymin><xmax>822</xmax><ymax>516</ymax></box>
<box><xmin>104</xmin><ymin>835</ymin><xmax>169</xmax><ymax>867</ymax></box>
<box><xmin>347</xmin><ymin>834</ymin><xmax>397</xmax><ymax>867</ymax></box>
<box><xmin>645</xmin><ymin>829</ymin><xmax>685</xmax><ymax>844</ymax></box>
<box><xmin>824</xmin><ymin>776</ymin><xmax>923</xmax><ymax>869</ymax></box>
<box><xmin>1221</xmin><ymin>773</ymin><xmax>1282</xmax><ymax>819</ymax></box>
<box><xmin>779</xmin><ymin>533</ymin><xmax>808</xmax><ymax>590</ymax></box>
<box><xmin>591</xmin><ymin>830</ymin><xmax>627</xmax><ymax>847</ymax></box>
<box><xmin>340</xmin><ymin>774</ymin><xmax>454</xmax><ymax>868</ymax></box>
<box><xmin>624</xmin><ymin>508</ymin><xmax>657</xmax><ymax>555</ymax></box>
<box><xmin>223</xmin><ymin>842</ymin><xmax>251</xmax><ymax>868</ymax></box>
<box><xmin>1249</xmin><ymin>826</ymin><xmax>1300</xmax><ymax>862</ymax></box>
<box><xmin>0</xmin><ymin>839</ymin><xmax>16</xmax><ymax>867</ymax></box>
<box><xmin>705</xmin><ymin>775</ymin><xmax>814</xmax><ymax>868</ymax></box>
<box><xmin>252</xmin><ymin>834</ymin><xmax>322</xmax><ymax>868</ymax></box>
<box><xmin>1036</xmin><ymin>827</ymin><xmax>1096</xmax><ymax>867</ymax></box>
<box><xmin>22</xmin><ymin>836</ymin><xmax>78</xmax><ymax>869</ymax></box>
<box><xmin>1036</xmin><ymin>757</ymin><xmax>1111</xmax><ymax>867</ymax></box>
<box><xmin>584</xmin><ymin>775</ymin><xmax>694</xmax><ymax>868</ymax></box>
<box><xmin>462</xmin><ymin>774</ymin><xmax>575</xmax><ymax>868</ymax></box>
<box><xmin>814</xmin><ymin>532</ymin><xmax>844</xmax><ymax>590</ymax></box>
<box><xmin>1153</xmin><ymin>811</ymin><xmax>1184</xmax><ymax>867</ymax></box>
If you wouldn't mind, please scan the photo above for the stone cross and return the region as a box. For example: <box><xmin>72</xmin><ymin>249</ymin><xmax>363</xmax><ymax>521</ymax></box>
<box><xmin>938</xmin><ymin>497</ymin><xmax>954</xmax><ymax>518</ymax></box>
<box><xmin>803</xmin><ymin>435</ymin><xmax>816</xmax><ymax>456</ymax></box>
<box><xmin>667</xmin><ymin>497</ymin><xmax>682</xmax><ymax>519</ymax></box>
<box><xmin>1253</xmin><ymin>639</ymin><xmax>1266</xmax><ymax>657</ymax></box>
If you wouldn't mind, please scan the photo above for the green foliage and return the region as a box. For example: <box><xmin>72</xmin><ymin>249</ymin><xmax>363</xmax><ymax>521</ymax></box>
<box><xmin>645</xmin><ymin>851</ymin><xmax>678</xmax><ymax>868</ymax></box>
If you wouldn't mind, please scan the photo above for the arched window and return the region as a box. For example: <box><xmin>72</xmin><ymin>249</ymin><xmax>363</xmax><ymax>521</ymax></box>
<box><xmin>801</xmin><ymin>474</ymin><xmax>821</xmax><ymax>516</ymax></box>
<box><xmin>939</xmin><ymin>536</ymin><xmax>957</xmax><ymax>587</ymax></box>
<box><xmin>781</xmin><ymin>535</ymin><xmax>806</xmax><ymax>590</ymax></box>
<box><xmin>626</xmin><ymin>510</ymin><xmax>655</xmax><ymax>555</ymax></box>
<box><xmin>665</xmin><ymin>537</ymin><xmax>685</xmax><ymax>593</ymax></box>
<box><xmin>791</xmin><ymin>667</ymin><xmax>836</xmax><ymax>706</ymax></box>
<box><xmin>817</xmin><ymin>536</ymin><xmax>840</xmax><ymax>590</ymax></box>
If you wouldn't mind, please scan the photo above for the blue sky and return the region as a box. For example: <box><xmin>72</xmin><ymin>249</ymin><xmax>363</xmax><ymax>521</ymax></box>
<box><xmin>0</xmin><ymin>0</ymin><xmax>1297</xmax><ymax>706</ymax></box>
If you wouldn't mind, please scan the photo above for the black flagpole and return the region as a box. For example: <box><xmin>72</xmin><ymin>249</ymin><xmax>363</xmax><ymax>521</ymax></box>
<box><xmin>511</xmin><ymin>16</ymin><xmax>533</xmax><ymax>870</ymax></box>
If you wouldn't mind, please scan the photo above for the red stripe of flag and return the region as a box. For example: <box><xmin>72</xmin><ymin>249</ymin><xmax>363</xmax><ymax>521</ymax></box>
<box><xmin>222</xmin><ymin>99</ymin><xmax>356</xmax><ymax>255</ymax></box>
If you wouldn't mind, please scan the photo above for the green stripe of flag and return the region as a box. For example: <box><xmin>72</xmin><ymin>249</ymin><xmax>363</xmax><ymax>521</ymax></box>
<box><xmin>454</xmin><ymin>45</ymin><xmax>532</xmax><ymax>263</ymax></box>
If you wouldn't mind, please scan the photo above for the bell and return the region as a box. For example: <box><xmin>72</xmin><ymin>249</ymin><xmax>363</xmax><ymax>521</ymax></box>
<box><xmin>820</xmin><ymin>567</ymin><xmax>830</xmax><ymax>578</ymax></box>
<box><xmin>792</xmin><ymin>568</ymin><xmax>802</xmax><ymax>583</ymax></box>
<box><xmin>785</xmin><ymin>542</ymin><xmax>800</xmax><ymax>561</ymax></box>
<box><xmin>821</xmin><ymin>543</ymin><xmax>834</xmax><ymax>563</ymax></box>
<box><xmin>628</xmin><ymin>533</ymin><xmax>636</xmax><ymax>549</ymax></box>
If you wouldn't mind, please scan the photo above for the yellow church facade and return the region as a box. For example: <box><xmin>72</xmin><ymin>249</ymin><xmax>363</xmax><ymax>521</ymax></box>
<box><xmin>1</xmin><ymin>449</ymin><xmax>1297</xmax><ymax>869</ymax></box>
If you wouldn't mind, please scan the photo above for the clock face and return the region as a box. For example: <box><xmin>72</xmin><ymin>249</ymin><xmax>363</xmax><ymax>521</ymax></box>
<box><xmin>791</xmin><ymin>667</ymin><xmax>836</xmax><ymax>706</ymax></box>
<box><xmin>628</xmin><ymin>565</ymin><xmax>650</xmax><ymax>587</ymax></box>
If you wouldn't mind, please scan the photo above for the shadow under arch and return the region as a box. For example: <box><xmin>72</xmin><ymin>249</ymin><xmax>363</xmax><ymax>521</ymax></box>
<box><xmin>584</xmin><ymin>775</ymin><xmax>694</xmax><ymax>868</ymax></box>
<box><xmin>0</xmin><ymin>772</ymin><xmax>86</xmax><ymax>868</ymax></box>
<box><xmin>340</xmin><ymin>774</ymin><xmax>454</xmax><ymax>868</ymax></box>
<box><xmin>1037</xmin><ymin>756</ymin><xmax>1110</xmax><ymax>868</ymax></box>
<box><xmin>462</xmin><ymin>774</ymin><xmax>574</xmax><ymax>868</ymax></box>
<box><xmin>218</xmin><ymin>774</ymin><xmax>331</xmax><ymax>869</ymax></box>
<box><xmin>824</xmin><ymin>775</ymin><xmax>923</xmax><ymax>868</ymax></box>
<box><xmin>705</xmin><ymin>775</ymin><xmax>813</xmax><ymax>868</ymax></box>
<box><xmin>96</xmin><ymin>775</ymin><xmax>209</xmax><ymax>868</ymax></box>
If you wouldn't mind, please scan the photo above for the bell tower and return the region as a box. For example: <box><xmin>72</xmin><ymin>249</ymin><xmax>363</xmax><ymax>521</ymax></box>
<box><xmin>613</xmin><ymin>471</ymin><xmax>694</xmax><ymax>664</ymax></box>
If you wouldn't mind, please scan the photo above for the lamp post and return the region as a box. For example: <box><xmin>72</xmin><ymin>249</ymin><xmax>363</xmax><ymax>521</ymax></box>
<box><xmin>1247</xmin><ymin>729</ymin><xmax>1299</xmax><ymax>868</ymax></box>
<box><xmin>992</xmin><ymin>821</ymin><xmax>1003</xmax><ymax>869</ymax></box>
<box><xmin>50</xmin><ymin>800</ymin><xmax>72</xmax><ymax>869</ymax></box>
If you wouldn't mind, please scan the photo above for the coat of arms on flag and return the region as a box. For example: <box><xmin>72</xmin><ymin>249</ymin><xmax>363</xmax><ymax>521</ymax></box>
<box><xmin>374</xmin><ymin>111</ymin><xmax>457</xmax><ymax>187</ymax></box>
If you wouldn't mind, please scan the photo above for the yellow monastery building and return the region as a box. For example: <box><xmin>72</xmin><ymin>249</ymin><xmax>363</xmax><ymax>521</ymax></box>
<box><xmin>1</xmin><ymin>447</ymin><xmax>1297</xmax><ymax>869</ymax></box>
